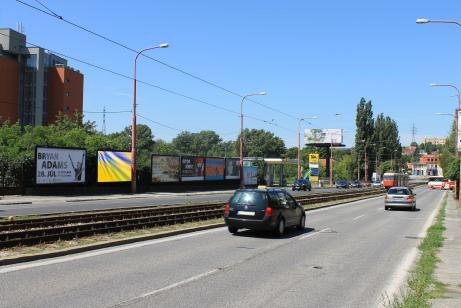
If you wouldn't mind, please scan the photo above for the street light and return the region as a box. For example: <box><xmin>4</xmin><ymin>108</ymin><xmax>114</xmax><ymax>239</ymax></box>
<box><xmin>132</xmin><ymin>43</ymin><xmax>169</xmax><ymax>193</ymax></box>
<box><xmin>297</xmin><ymin>116</ymin><xmax>318</xmax><ymax>179</ymax></box>
<box><xmin>416</xmin><ymin>18</ymin><xmax>461</xmax><ymax>27</ymax></box>
<box><xmin>240</xmin><ymin>91</ymin><xmax>267</xmax><ymax>188</ymax></box>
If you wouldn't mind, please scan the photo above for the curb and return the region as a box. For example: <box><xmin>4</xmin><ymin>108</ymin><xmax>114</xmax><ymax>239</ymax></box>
<box><xmin>0</xmin><ymin>201</ymin><xmax>33</xmax><ymax>206</ymax></box>
<box><xmin>0</xmin><ymin>223</ymin><xmax>226</xmax><ymax>266</ymax></box>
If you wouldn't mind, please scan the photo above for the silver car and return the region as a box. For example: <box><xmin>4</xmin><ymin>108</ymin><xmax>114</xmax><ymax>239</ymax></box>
<box><xmin>384</xmin><ymin>187</ymin><xmax>416</xmax><ymax>211</ymax></box>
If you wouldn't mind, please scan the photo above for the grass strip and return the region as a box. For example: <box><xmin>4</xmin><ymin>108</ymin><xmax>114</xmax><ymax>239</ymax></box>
<box><xmin>391</xmin><ymin>194</ymin><xmax>447</xmax><ymax>308</ymax></box>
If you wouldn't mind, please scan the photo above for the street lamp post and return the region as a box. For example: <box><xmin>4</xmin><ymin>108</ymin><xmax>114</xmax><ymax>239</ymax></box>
<box><xmin>132</xmin><ymin>43</ymin><xmax>168</xmax><ymax>194</ymax></box>
<box><xmin>240</xmin><ymin>92</ymin><xmax>267</xmax><ymax>188</ymax></box>
<box><xmin>297</xmin><ymin>116</ymin><xmax>318</xmax><ymax>179</ymax></box>
<box><xmin>417</xmin><ymin>18</ymin><xmax>461</xmax><ymax>203</ymax></box>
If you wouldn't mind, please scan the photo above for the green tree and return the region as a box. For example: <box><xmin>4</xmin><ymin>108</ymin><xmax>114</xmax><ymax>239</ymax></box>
<box><xmin>333</xmin><ymin>154</ymin><xmax>353</xmax><ymax>180</ymax></box>
<box><xmin>237</xmin><ymin>129</ymin><xmax>286</xmax><ymax>158</ymax></box>
<box><xmin>355</xmin><ymin>98</ymin><xmax>374</xmax><ymax>180</ymax></box>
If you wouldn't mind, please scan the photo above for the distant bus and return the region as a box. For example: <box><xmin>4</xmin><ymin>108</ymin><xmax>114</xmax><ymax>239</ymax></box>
<box><xmin>383</xmin><ymin>172</ymin><xmax>409</xmax><ymax>190</ymax></box>
<box><xmin>427</xmin><ymin>176</ymin><xmax>446</xmax><ymax>190</ymax></box>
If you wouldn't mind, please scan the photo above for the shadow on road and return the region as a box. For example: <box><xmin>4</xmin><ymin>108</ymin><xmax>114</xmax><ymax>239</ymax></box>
<box><xmin>232</xmin><ymin>227</ymin><xmax>316</xmax><ymax>239</ymax></box>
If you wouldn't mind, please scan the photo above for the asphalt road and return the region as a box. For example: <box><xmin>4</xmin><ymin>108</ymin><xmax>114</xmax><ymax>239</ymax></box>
<box><xmin>0</xmin><ymin>187</ymin><xmax>443</xmax><ymax>308</ymax></box>
<box><xmin>0</xmin><ymin>187</ymin><xmax>342</xmax><ymax>216</ymax></box>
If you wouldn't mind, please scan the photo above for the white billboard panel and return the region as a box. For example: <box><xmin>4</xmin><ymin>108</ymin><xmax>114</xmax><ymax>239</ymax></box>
<box><xmin>304</xmin><ymin>129</ymin><xmax>343</xmax><ymax>144</ymax></box>
<box><xmin>36</xmin><ymin>147</ymin><xmax>86</xmax><ymax>184</ymax></box>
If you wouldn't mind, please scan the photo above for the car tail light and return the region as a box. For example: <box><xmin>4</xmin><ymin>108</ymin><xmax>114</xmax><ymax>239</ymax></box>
<box><xmin>384</xmin><ymin>195</ymin><xmax>388</xmax><ymax>200</ymax></box>
<box><xmin>265</xmin><ymin>207</ymin><xmax>273</xmax><ymax>217</ymax></box>
<box><xmin>224</xmin><ymin>203</ymin><xmax>230</xmax><ymax>215</ymax></box>
<box><xmin>407</xmin><ymin>196</ymin><xmax>413</xmax><ymax>202</ymax></box>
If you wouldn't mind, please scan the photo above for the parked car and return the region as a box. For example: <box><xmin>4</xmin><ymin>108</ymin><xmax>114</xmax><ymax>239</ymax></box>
<box><xmin>350</xmin><ymin>180</ymin><xmax>362</xmax><ymax>188</ymax></box>
<box><xmin>336</xmin><ymin>179</ymin><xmax>350</xmax><ymax>189</ymax></box>
<box><xmin>224</xmin><ymin>188</ymin><xmax>306</xmax><ymax>236</ymax></box>
<box><xmin>384</xmin><ymin>186</ymin><xmax>416</xmax><ymax>211</ymax></box>
<box><xmin>292</xmin><ymin>179</ymin><xmax>312</xmax><ymax>191</ymax></box>
<box><xmin>371</xmin><ymin>181</ymin><xmax>382</xmax><ymax>188</ymax></box>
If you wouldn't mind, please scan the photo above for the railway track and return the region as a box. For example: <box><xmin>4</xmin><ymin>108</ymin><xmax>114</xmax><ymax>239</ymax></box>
<box><xmin>0</xmin><ymin>187</ymin><xmax>402</xmax><ymax>248</ymax></box>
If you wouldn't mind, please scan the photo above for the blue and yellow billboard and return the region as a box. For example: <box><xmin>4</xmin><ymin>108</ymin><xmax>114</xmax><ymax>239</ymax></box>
<box><xmin>97</xmin><ymin>151</ymin><xmax>132</xmax><ymax>183</ymax></box>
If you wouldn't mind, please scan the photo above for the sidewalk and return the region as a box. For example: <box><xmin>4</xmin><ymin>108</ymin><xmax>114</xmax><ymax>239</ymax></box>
<box><xmin>0</xmin><ymin>190</ymin><xmax>236</xmax><ymax>205</ymax></box>
<box><xmin>431</xmin><ymin>194</ymin><xmax>461</xmax><ymax>307</ymax></box>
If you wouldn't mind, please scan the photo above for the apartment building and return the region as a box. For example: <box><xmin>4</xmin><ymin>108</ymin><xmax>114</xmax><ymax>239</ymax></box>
<box><xmin>0</xmin><ymin>28</ymin><xmax>83</xmax><ymax>126</ymax></box>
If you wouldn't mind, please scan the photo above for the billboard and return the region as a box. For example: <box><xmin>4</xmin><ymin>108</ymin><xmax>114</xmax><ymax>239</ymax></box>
<box><xmin>97</xmin><ymin>151</ymin><xmax>132</xmax><ymax>183</ymax></box>
<box><xmin>36</xmin><ymin>146</ymin><xmax>86</xmax><ymax>184</ymax></box>
<box><xmin>205</xmin><ymin>158</ymin><xmax>225</xmax><ymax>180</ymax></box>
<box><xmin>181</xmin><ymin>157</ymin><xmax>205</xmax><ymax>181</ymax></box>
<box><xmin>151</xmin><ymin>155</ymin><xmax>180</xmax><ymax>183</ymax></box>
<box><xmin>458</xmin><ymin>110</ymin><xmax>461</xmax><ymax>153</ymax></box>
<box><xmin>243</xmin><ymin>165</ymin><xmax>258</xmax><ymax>186</ymax></box>
<box><xmin>225</xmin><ymin>158</ymin><xmax>240</xmax><ymax>179</ymax></box>
<box><xmin>304</xmin><ymin>129</ymin><xmax>343</xmax><ymax>144</ymax></box>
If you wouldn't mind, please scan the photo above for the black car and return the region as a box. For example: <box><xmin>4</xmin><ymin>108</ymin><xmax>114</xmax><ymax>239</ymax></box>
<box><xmin>224</xmin><ymin>188</ymin><xmax>306</xmax><ymax>236</ymax></box>
<box><xmin>292</xmin><ymin>179</ymin><xmax>312</xmax><ymax>191</ymax></box>
<box><xmin>336</xmin><ymin>179</ymin><xmax>350</xmax><ymax>189</ymax></box>
<box><xmin>350</xmin><ymin>180</ymin><xmax>362</xmax><ymax>188</ymax></box>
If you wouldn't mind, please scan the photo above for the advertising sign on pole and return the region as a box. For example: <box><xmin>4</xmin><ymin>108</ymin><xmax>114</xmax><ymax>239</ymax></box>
<box><xmin>458</xmin><ymin>110</ymin><xmax>461</xmax><ymax>153</ymax></box>
<box><xmin>36</xmin><ymin>146</ymin><xmax>86</xmax><ymax>184</ymax></box>
<box><xmin>304</xmin><ymin>129</ymin><xmax>343</xmax><ymax>144</ymax></box>
<box><xmin>181</xmin><ymin>157</ymin><xmax>205</xmax><ymax>181</ymax></box>
<box><xmin>225</xmin><ymin>158</ymin><xmax>240</xmax><ymax>179</ymax></box>
<box><xmin>205</xmin><ymin>158</ymin><xmax>225</xmax><ymax>180</ymax></box>
<box><xmin>243</xmin><ymin>165</ymin><xmax>258</xmax><ymax>186</ymax></box>
<box><xmin>97</xmin><ymin>151</ymin><xmax>132</xmax><ymax>183</ymax></box>
<box><xmin>151</xmin><ymin>155</ymin><xmax>180</xmax><ymax>183</ymax></box>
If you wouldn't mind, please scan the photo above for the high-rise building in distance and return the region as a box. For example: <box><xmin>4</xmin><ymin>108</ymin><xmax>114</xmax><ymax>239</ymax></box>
<box><xmin>0</xmin><ymin>28</ymin><xmax>83</xmax><ymax>126</ymax></box>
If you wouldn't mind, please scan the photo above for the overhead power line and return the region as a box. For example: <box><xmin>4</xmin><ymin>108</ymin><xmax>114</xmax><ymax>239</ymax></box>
<box><xmin>0</xmin><ymin>34</ymin><xmax>295</xmax><ymax>133</ymax></box>
<box><xmin>16</xmin><ymin>0</ymin><xmax>299</xmax><ymax>121</ymax></box>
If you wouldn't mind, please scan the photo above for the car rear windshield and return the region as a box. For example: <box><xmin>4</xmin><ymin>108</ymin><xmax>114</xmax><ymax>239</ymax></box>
<box><xmin>387</xmin><ymin>188</ymin><xmax>410</xmax><ymax>195</ymax></box>
<box><xmin>230</xmin><ymin>191</ymin><xmax>267</xmax><ymax>208</ymax></box>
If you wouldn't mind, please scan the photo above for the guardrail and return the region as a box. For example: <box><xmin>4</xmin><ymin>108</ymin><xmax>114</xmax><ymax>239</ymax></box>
<box><xmin>0</xmin><ymin>186</ymin><xmax>415</xmax><ymax>248</ymax></box>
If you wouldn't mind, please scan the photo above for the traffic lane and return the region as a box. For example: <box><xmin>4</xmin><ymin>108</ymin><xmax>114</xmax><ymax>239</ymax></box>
<box><xmin>121</xmin><ymin>189</ymin><xmax>442</xmax><ymax>308</ymax></box>
<box><xmin>0</xmin><ymin>188</ymin><xmax>440</xmax><ymax>307</ymax></box>
<box><xmin>0</xmin><ymin>187</ymin><xmax>343</xmax><ymax>216</ymax></box>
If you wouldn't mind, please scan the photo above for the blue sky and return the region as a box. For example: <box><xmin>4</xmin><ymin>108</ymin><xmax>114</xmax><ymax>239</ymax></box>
<box><xmin>2</xmin><ymin>0</ymin><xmax>461</xmax><ymax>148</ymax></box>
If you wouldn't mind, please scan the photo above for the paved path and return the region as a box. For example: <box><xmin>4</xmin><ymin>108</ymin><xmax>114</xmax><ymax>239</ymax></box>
<box><xmin>0</xmin><ymin>187</ymin><xmax>442</xmax><ymax>308</ymax></box>
<box><xmin>432</xmin><ymin>194</ymin><xmax>461</xmax><ymax>307</ymax></box>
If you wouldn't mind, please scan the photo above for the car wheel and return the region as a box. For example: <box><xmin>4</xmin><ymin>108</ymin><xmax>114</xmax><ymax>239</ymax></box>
<box><xmin>297</xmin><ymin>215</ymin><xmax>305</xmax><ymax>230</ymax></box>
<box><xmin>303</xmin><ymin>187</ymin><xmax>307</xmax><ymax>191</ymax></box>
<box><xmin>228</xmin><ymin>226</ymin><xmax>238</xmax><ymax>234</ymax></box>
<box><xmin>385</xmin><ymin>206</ymin><xmax>388</xmax><ymax>211</ymax></box>
<box><xmin>308</xmin><ymin>187</ymin><xmax>311</xmax><ymax>191</ymax></box>
<box><xmin>276</xmin><ymin>218</ymin><xmax>285</xmax><ymax>236</ymax></box>
<box><xmin>412</xmin><ymin>205</ymin><xmax>416</xmax><ymax>211</ymax></box>
<box><xmin>292</xmin><ymin>188</ymin><xmax>295</xmax><ymax>191</ymax></box>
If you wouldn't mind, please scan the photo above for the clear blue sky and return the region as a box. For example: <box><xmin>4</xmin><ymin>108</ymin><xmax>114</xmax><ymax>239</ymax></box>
<box><xmin>2</xmin><ymin>0</ymin><xmax>461</xmax><ymax>148</ymax></box>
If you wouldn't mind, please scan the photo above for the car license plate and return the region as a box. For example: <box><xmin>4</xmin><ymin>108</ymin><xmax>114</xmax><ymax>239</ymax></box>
<box><xmin>238</xmin><ymin>211</ymin><xmax>255</xmax><ymax>216</ymax></box>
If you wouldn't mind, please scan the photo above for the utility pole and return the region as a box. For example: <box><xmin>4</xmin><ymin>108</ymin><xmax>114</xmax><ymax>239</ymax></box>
<box><xmin>102</xmin><ymin>106</ymin><xmax>106</xmax><ymax>135</ymax></box>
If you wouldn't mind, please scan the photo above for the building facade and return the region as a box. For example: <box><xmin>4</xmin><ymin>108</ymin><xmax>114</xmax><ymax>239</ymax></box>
<box><xmin>0</xmin><ymin>28</ymin><xmax>83</xmax><ymax>126</ymax></box>
<box><xmin>423</xmin><ymin>137</ymin><xmax>446</xmax><ymax>145</ymax></box>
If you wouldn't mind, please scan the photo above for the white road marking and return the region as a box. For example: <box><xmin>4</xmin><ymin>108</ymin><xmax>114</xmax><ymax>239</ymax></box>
<box><xmin>352</xmin><ymin>214</ymin><xmax>365</xmax><ymax>221</ymax></box>
<box><xmin>0</xmin><ymin>228</ymin><xmax>225</xmax><ymax>274</ymax></box>
<box><xmin>114</xmin><ymin>269</ymin><xmax>220</xmax><ymax>306</ymax></box>
<box><xmin>298</xmin><ymin>228</ymin><xmax>330</xmax><ymax>240</ymax></box>
<box><xmin>310</xmin><ymin>195</ymin><xmax>384</xmax><ymax>213</ymax></box>
<box><xmin>378</xmin><ymin>192</ymin><xmax>446</xmax><ymax>307</ymax></box>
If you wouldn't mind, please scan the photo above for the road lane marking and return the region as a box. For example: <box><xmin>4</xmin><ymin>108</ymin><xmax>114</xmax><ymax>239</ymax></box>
<box><xmin>352</xmin><ymin>214</ymin><xmax>365</xmax><ymax>221</ymax></box>
<box><xmin>0</xmin><ymin>228</ymin><xmax>225</xmax><ymax>274</ymax></box>
<box><xmin>113</xmin><ymin>269</ymin><xmax>220</xmax><ymax>307</ymax></box>
<box><xmin>298</xmin><ymin>228</ymin><xmax>330</xmax><ymax>240</ymax></box>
